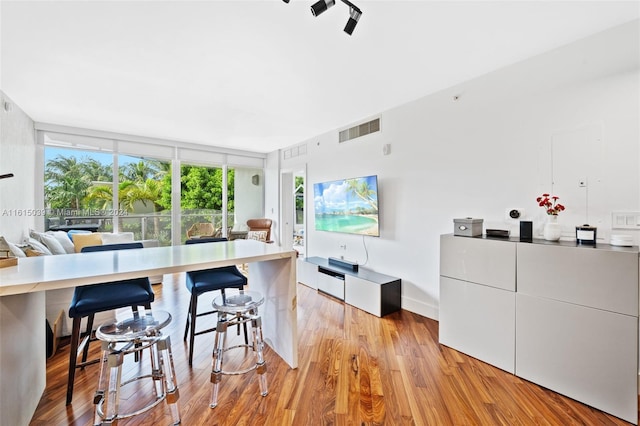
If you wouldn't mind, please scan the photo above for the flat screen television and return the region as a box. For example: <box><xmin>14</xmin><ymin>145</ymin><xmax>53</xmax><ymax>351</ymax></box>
<box><xmin>313</xmin><ymin>175</ymin><xmax>379</xmax><ymax>237</ymax></box>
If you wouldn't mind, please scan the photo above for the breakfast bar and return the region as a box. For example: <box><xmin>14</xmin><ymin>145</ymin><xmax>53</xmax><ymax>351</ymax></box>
<box><xmin>0</xmin><ymin>239</ymin><xmax>298</xmax><ymax>426</ymax></box>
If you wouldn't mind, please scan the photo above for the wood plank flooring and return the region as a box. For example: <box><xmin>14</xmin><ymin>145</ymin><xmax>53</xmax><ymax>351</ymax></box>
<box><xmin>30</xmin><ymin>273</ymin><xmax>636</xmax><ymax>425</ymax></box>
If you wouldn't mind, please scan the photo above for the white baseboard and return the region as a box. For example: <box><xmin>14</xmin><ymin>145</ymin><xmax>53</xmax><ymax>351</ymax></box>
<box><xmin>401</xmin><ymin>295</ymin><xmax>439</xmax><ymax>321</ymax></box>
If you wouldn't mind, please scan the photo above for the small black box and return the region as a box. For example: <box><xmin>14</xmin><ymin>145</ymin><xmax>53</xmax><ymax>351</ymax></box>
<box><xmin>520</xmin><ymin>221</ymin><xmax>533</xmax><ymax>241</ymax></box>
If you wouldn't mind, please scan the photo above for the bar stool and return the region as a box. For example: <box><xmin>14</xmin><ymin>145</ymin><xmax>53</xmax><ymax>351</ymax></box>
<box><xmin>184</xmin><ymin>237</ymin><xmax>248</xmax><ymax>367</ymax></box>
<box><xmin>93</xmin><ymin>309</ymin><xmax>181</xmax><ymax>426</ymax></box>
<box><xmin>67</xmin><ymin>242</ymin><xmax>155</xmax><ymax>405</ymax></box>
<box><xmin>210</xmin><ymin>290</ymin><xmax>268</xmax><ymax>408</ymax></box>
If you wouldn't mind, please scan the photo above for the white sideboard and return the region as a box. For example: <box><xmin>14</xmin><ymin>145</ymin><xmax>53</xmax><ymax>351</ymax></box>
<box><xmin>439</xmin><ymin>234</ymin><xmax>639</xmax><ymax>424</ymax></box>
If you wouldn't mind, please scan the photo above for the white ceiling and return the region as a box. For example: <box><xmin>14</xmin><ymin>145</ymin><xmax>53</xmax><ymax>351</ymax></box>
<box><xmin>1</xmin><ymin>1</ymin><xmax>639</xmax><ymax>153</ymax></box>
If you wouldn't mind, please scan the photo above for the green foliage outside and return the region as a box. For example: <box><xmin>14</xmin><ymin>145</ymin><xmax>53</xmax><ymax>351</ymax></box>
<box><xmin>295</xmin><ymin>175</ymin><xmax>304</xmax><ymax>224</ymax></box>
<box><xmin>45</xmin><ymin>155</ymin><xmax>235</xmax><ymax>244</ymax></box>
<box><xmin>45</xmin><ymin>155</ymin><xmax>234</xmax><ymax>213</ymax></box>
<box><xmin>295</xmin><ymin>176</ymin><xmax>304</xmax><ymax>210</ymax></box>
<box><xmin>157</xmin><ymin>165</ymin><xmax>234</xmax><ymax>211</ymax></box>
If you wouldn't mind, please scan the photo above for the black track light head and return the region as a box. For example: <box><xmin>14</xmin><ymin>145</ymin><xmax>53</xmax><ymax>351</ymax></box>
<box><xmin>310</xmin><ymin>0</ymin><xmax>335</xmax><ymax>17</ymax></box>
<box><xmin>343</xmin><ymin>5</ymin><xmax>361</xmax><ymax>35</ymax></box>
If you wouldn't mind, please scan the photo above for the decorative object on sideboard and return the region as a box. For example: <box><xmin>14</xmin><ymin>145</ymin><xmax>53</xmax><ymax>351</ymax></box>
<box><xmin>453</xmin><ymin>218</ymin><xmax>483</xmax><ymax>237</ymax></box>
<box><xmin>486</xmin><ymin>229</ymin><xmax>510</xmax><ymax>238</ymax></box>
<box><xmin>519</xmin><ymin>221</ymin><xmax>533</xmax><ymax>242</ymax></box>
<box><xmin>508</xmin><ymin>208</ymin><xmax>523</xmax><ymax>219</ymax></box>
<box><xmin>536</xmin><ymin>193</ymin><xmax>565</xmax><ymax>241</ymax></box>
<box><xmin>576</xmin><ymin>224</ymin><xmax>597</xmax><ymax>245</ymax></box>
<box><xmin>543</xmin><ymin>215</ymin><xmax>562</xmax><ymax>241</ymax></box>
<box><xmin>610</xmin><ymin>234</ymin><xmax>633</xmax><ymax>247</ymax></box>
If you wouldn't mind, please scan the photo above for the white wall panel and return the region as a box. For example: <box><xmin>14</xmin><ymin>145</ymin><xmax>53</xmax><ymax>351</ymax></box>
<box><xmin>0</xmin><ymin>91</ymin><xmax>44</xmax><ymax>426</ymax></box>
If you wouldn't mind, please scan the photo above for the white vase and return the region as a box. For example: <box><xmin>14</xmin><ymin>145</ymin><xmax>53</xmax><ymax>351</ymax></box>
<box><xmin>543</xmin><ymin>215</ymin><xmax>562</xmax><ymax>241</ymax></box>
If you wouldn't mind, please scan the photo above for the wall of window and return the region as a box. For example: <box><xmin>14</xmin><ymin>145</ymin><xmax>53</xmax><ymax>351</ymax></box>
<box><xmin>37</xmin><ymin>125</ymin><xmax>265</xmax><ymax>246</ymax></box>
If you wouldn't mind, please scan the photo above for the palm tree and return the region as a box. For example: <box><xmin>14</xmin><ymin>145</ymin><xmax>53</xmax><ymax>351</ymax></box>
<box><xmin>346</xmin><ymin>179</ymin><xmax>378</xmax><ymax>211</ymax></box>
<box><xmin>84</xmin><ymin>185</ymin><xmax>113</xmax><ymax>210</ymax></box>
<box><xmin>122</xmin><ymin>179</ymin><xmax>165</xmax><ymax>237</ymax></box>
<box><xmin>45</xmin><ymin>155</ymin><xmax>111</xmax><ymax>209</ymax></box>
<box><xmin>120</xmin><ymin>159</ymin><xmax>167</xmax><ymax>182</ymax></box>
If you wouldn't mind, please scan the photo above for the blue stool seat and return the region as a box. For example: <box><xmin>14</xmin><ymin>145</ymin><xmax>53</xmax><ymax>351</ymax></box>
<box><xmin>69</xmin><ymin>279</ymin><xmax>155</xmax><ymax>317</ymax></box>
<box><xmin>66</xmin><ymin>242</ymin><xmax>155</xmax><ymax>406</ymax></box>
<box><xmin>186</xmin><ymin>269</ymin><xmax>246</xmax><ymax>296</ymax></box>
<box><xmin>184</xmin><ymin>237</ymin><xmax>247</xmax><ymax>366</ymax></box>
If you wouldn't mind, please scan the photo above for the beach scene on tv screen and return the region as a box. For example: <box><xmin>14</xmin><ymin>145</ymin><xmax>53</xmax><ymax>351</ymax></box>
<box><xmin>314</xmin><ymin>175</ymin><xmax>379</xmax><ymax>236</ymax></box>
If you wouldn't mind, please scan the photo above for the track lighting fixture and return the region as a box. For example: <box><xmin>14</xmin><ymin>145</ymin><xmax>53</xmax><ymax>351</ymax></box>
<box><xmin>286</xmin><ymin>0</ymin><xmax>362</xmax><ymax>35</ymax></box>
<box><xmin>310</xmin><ymin>0</ymin><xmax>335</xmax><ymax>17</ymax></box>
<box><xmin>343</xmin><ymin>2</ymin><xmax>361</xmax><ymax>35</ymax></box>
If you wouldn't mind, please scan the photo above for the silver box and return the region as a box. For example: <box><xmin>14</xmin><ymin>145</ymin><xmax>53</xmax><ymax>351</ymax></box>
<box><xmin>454</xmin><ymin>218</ymin><xmax>483</xmax><ymax>237</ymax></box>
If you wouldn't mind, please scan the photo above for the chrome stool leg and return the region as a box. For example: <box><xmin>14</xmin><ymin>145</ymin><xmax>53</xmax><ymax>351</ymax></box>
<box><xmin>210</xmin><ymin>314</ymin><xmax>228</xmax><ymax>408</ymax></box>
<box><xmin>104</xmin><ymin>347</ymin><xmax>125</xmax><ymax>425</ymax></box>
<box><xmin>158</xmin><ymin>336</ymin><xmax>181</xmax><ymax>425</ymax></box>
<box><xmin>93</xmin><ymin>341</ymin><xmax>111</xmax><ymax>426</ymax></box>
<box><xmin>251</xmin><ymin>315</ymin><xmax>268</xmax><ymax>397</ymax></box>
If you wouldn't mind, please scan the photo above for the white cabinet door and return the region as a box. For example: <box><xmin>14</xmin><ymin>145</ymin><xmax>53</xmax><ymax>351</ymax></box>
<box><xmin>440</xmin><ymin>276</ymin><xmax>516</xmax><ymax>373</ymax></box>
<box><xmin>317</xmin><ymin>272</ymin><xmax>344</xmax><ymax>300</ymax></box>
<box><xmin>517</xmin><ymin>243</ymin><xmax>638</xmax><ymax>316</ymax></box>
<box><xmin>297</xmin><ymin>259</ymin><xmax>318</xmax><ymax>289</ymax></box>
<box><xmin>516</xmin><ymin>294</ymin><xmax>638</xmax><ymax>424</ymax></box>
<box><xmin>440</xmin><ymin>235</ymin><xmax>516</xmax><ymax>291</ymax></box>
<box><xmin>345</xmin><ymin>275</ymin><xmax>381</xmax><ymax>316</ymax></box>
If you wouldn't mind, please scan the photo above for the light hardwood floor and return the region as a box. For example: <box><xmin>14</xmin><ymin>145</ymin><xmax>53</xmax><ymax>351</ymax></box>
<box><xmin>31</xmin><ymin>273</ymin><xmax>635</xmax><ymax>425</ymax></box>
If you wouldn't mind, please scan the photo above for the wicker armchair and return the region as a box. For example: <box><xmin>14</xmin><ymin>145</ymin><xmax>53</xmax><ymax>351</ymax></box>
<box><xmin>186</xmin><ymin>222</ymin><xmax>215</xmax><ymax>239</ymax></box>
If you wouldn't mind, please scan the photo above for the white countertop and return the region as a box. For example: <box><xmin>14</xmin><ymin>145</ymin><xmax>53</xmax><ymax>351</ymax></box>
<box><xmin>0</xmin><ymin>239</ymin><xmax>295</xmax><ymax>296</ymax></box>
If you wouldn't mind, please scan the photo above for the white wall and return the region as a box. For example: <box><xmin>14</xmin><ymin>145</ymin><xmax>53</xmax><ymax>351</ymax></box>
<box><xmin>264</xmin><ymin>151</ymin><xmax>280</xmax><ymax>245</ymax></box>
<box><xmin>0</xmin><ymin>91</ymin><xmax>36</xmax><ymax>241</ymax></box>
<box><xmin>0</xmin><ymin>91</ymin><xmax>46</xmax><ymax>426</ymax></box>
<box><xmin>279</xmin><ymin>20</ymin><xmax>640</xmax><ymax>320</ymax></box>
<box><xmin>233</xmin><ymin>167</ymin><xmax>264</xmax><ymax>230</ymax></box>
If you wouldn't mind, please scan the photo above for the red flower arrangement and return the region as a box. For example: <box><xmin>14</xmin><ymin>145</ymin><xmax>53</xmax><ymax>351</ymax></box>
<box><xmin>536</xmin><ymin>193</ymin><xmax>565</xmax><ymax>215</ymax></box>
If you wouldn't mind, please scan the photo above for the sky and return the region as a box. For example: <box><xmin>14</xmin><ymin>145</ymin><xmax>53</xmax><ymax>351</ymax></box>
<box><xmin>45</xmin><ymin>146</ymin><xmax>146</xmax><ymax>167</ymax></box>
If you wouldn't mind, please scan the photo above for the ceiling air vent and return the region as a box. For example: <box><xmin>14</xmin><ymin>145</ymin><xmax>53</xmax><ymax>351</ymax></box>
<box><xmin>339</xmin><ymin>117</ymin><xmax>380</xmax><ymax>143</ymax></box>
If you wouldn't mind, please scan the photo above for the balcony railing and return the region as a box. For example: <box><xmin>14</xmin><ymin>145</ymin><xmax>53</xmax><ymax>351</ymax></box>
<box><xmin>45</xmin><ymin>209</ymin><xmax>237</xmax><ymax>246</ymax></box>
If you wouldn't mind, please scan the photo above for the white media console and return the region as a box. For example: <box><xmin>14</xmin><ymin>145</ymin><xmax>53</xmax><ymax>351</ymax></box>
<box><xmin>297</xmin><ymin>256</ymin><xmax>401</xmax><ymax>317</ymax></box>
<box><xmin>439</xmin><ymin>234</ymin><xmax>639</xmax><ymax>424</ymax></box>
